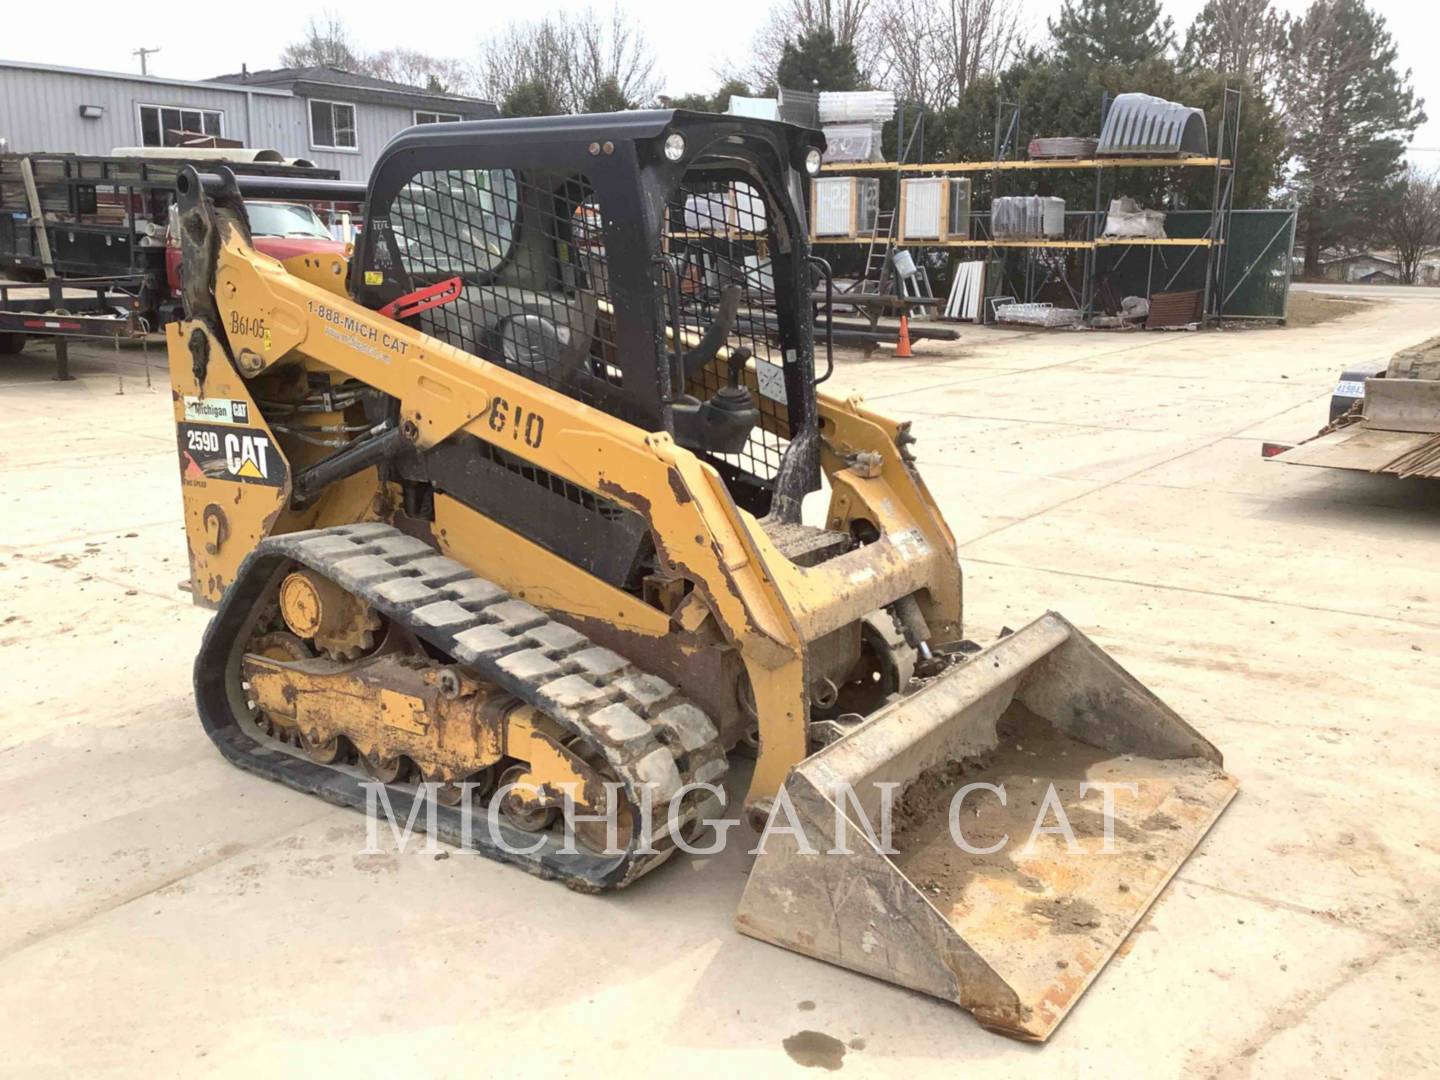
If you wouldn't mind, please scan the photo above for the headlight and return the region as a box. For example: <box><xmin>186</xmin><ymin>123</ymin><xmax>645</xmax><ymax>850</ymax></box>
<box><xmin>804</xmin><ymin>147</ymin><xmax>822</xmax><ymax>175</ymax></box>
<box><xmin>664</xmin><ymin>133</ymin><xmax>686</xmax><ymax>162</ymax></box>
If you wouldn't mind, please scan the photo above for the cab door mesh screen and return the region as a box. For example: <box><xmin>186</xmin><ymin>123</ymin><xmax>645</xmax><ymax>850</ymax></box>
<box><xmin>664</xmin><ymin>176</ymin><xmax>791</xmax><ymax>483</ymax></box>
<box><xmin>388</xmin><ymin>168</ymin><xmax>623</xmax><ymax>407</ymax></box>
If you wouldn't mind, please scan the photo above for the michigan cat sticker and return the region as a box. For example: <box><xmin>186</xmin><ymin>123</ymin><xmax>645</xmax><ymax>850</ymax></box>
<box><xmin>178</xmin><ymin>423</ymin><xmax>286</xmax><ymax>488</ymax></box>
<box><xmin>182</xmin><ymin>396</ymin><xmax>251</xmax><ymax>424</ymax></box>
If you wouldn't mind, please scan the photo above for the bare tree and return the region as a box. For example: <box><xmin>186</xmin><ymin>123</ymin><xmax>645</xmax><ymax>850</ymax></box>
<box><xmin>869</xmin><ymin>0</ymin><xmax>1022</xmax><ymax>107</ymax></box>
<box><xmin>369</xmin><ymin>49</ymin><xmax>476</xmax><ymax>95</ymax></box>
<box><xmin>744</xmin><ymin>0</ymin><xmax>1020</xmax><ymax>104</ymax></box>
<box><xmin>938</xmin><ymin>0</ymin><xmax>1023</xmax><ymax>94</ymax></box>
<box><xmin>279</xmin><ymin>12</ymin><xmax>363</xmax><ymax>71</ymax></box>
<box><xmin>279</xmin><ymin>13</ymin><xmax>477</xmax><ymax>95</ymax></box>
<box><xmin>475</xmin><ymin>18</ymin><xmax>574</xmax><ymax>110</ymax></box>
<box><xmin>475</xmin><ymin>7</ymin><xmax>658</xmax><ymax>113</ymax></box>
<box><xmin>1385</xmin><ymin>166</ymin><xmax>1440</xmax><ymax>285</ymax></box>
<box><xmin>746</xmin><ymin>0</ymin><xmax>878</xmax><ymax>89</ymax></box>
<box><xmin>866</xmin><ymin>0</ymin><xmax>947</xmax><ymax>105</ymax></box>
<box><xmin>568</xmin><ymin>7</ymin><xmax>659</xmax><ymax>109</ymax></box>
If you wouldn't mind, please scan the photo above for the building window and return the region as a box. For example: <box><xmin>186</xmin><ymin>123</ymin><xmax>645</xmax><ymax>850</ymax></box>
<box><xmin>139</xmin><ymin>105</ymin><xmax>224</xmax><ymax>147</ymax></box>
<box><xmin>414</xmin><ymin>111</ymin><xmax>462</xmax><ymax>125</ymax></box>
<box><xmin>309</xmin><ymin>100</ymin><xmax>358</xmax><ymax>150</ymax></box>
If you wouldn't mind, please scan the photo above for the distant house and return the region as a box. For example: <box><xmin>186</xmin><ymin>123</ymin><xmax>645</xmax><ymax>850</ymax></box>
<box><xmin>1320</xmin><ymin>251</ymin><xmax>1400</xmax><ymax>284</ymax></box>
<box><xmin>0</xmin><ymin>59</ymin><xmax>497</xmax><ymax>179</ymax></box>
<box><xmin>1309</xmin><ymin>249</ymin><xmax>1440</xmax><ymax>286</ymax></box>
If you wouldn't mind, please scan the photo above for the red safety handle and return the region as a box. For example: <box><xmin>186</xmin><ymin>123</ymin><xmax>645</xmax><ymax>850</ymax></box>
<box><xmin>378</xmin><ymin>276</ymin><xmax>463</xmax><ymax>321</ymax></box>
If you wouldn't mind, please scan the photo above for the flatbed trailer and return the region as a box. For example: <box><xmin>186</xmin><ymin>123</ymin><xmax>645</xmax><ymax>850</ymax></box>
<box><xmin>1264</xmin><ymin>338</ymin><xmax>1440</xmax><ymax>481</ymax></box>
<box><xmin>0</xmin><ymin>276</ymin><xmax>146</xmax><ymax>379</ymax></box>
<box><xmin>0</xmin><ymin>151</ymin><xmax>347</xmax><ymax>328</ymax></box>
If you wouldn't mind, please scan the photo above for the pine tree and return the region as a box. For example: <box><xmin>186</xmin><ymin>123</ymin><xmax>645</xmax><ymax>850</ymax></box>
<box><xmin>1049</xmin><ymin>0</ymin><xmax>1175</xmax><ymax>68</ymax></box>
<box><xmin>1182</xmin><ymin>0</ymin><xmax>1290</xmax><ymax>95</ymax></box>
<box><xmin>1282</xmin><ymin>0</ymin><xmax>1426</xmax><ymax>273</ymax></box>
<box><xmin>502</xmin><ymin>79</ymin><xmax>567</xmax><ymax>119</ymax></box>
<box><xmin>662</xmin><ymin>80</ymin><xmax>753</xmax><ymax>114</ymax></box>
<box><xmin>583</xmin><ymin>77</ymin><xmax>633</xmax><ymax>114</ymax></box>
<box><xmin>775</xmin><ymin>28</ymin><xmax>864</xmax><ymax>92</ymax></box>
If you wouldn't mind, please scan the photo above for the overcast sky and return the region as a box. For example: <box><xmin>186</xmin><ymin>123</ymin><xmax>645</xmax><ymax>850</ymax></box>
<box><xmin>3</xmin><ymin>0</ymin><xmax>1436</xmax><ymax>155</ymax></box>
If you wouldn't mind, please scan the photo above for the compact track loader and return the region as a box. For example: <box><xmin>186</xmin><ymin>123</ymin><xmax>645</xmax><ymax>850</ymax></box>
<box><xmin>169</xmin><ymin>111</ymin><xmax>1236</xmax><ymax>1041</ymax></box>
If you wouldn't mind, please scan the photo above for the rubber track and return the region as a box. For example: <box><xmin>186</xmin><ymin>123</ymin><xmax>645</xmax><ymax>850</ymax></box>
<box><xmin>194</xmin><ymin>522</ymin><xmax>728</xmax><ymax>891</ymax></box>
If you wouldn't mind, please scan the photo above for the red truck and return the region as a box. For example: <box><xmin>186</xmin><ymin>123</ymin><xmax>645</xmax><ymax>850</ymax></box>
<box><xmin>161</xmin><ymin>198</ymin><xmax>349</xmax><ymax>322</ymax></box>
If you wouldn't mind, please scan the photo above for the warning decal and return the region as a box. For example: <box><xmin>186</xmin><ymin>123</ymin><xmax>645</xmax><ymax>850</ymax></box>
<box><xmin>178</xmin><ymin>423</ymin><xmax>286</xmax><ymax>489</ymax></box>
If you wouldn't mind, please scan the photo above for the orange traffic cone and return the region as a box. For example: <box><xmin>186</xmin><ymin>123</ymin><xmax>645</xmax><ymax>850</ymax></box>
<box><xmin>895</xmin><ymin>312</ymin><xmax>915</xmax><ymax>358</ymax></box>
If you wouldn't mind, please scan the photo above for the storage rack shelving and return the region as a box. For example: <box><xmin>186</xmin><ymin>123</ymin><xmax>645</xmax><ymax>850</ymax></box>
<box><xmin>811</xmin><ymin>86</ymin><xmax>1243</xmax><ymax>325</ymax></box>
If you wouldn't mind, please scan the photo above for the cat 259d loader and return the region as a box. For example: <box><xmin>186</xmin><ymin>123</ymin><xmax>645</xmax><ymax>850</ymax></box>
<box><xmin>167</xmin><ymin>110</ymin><xmax>1236</xmax><ymax>1041</ymax></box>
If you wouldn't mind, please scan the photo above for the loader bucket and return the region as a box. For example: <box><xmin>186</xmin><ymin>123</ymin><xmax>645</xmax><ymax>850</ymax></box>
<box><xmin>736</xmin><ymin>612</ymin><xmax>1237</xmax><ymax>1042</ymax></box>
<box><xmin>1363</xmin><ymin>377</ymin><xmax>1440</xmax><ymax>433</ymax></box>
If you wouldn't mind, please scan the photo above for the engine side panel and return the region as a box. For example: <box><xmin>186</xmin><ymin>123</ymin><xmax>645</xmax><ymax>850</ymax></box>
<box><xmin>168</xmin><ymin>322</ymin><xmax>290</xmax><ymax>606</ymax></box>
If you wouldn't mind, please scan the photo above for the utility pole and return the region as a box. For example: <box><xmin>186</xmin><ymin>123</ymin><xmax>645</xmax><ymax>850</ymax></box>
<box><xmin>133</xmin><ymin>46</ymin><xmax>160</xmax><ymax>76</ymax></box>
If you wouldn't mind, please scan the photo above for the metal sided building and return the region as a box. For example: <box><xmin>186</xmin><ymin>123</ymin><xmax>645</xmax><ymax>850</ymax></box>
<box><xmin>0</xmin><ymin>60</ymin><xmax>497</xmax><ymax>179</ymax></box>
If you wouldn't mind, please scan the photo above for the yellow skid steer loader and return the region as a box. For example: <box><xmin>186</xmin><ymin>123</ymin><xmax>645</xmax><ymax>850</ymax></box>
<box><xmin>167</xmin><ymin>111</ymin><xmax>1236</xmax><ymax>1041</ymax></box>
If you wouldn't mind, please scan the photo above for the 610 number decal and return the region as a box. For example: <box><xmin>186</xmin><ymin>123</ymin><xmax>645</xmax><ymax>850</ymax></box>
<box><xmin>487</xmin><ymin>397</ymin><xmax>545</xmax><ymax>449</ymax></box>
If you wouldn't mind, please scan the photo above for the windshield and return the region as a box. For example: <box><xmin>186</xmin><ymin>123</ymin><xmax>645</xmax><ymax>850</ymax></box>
<box><xmin>247</xmin><ymin>201</ymin><xmax>333</xmax><ymax>239</ymax></box>
<box><xmin>391</xmin><ymin>168</ymin><xmax>520</xmax><ymax>278</ymax></box>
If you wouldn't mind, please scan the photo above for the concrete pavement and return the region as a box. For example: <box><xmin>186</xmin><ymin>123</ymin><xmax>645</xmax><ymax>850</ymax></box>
<box><xmin>1</xmin><ymin>303</ymin><xmax>1437</xmax><ymax>1077</ymax></box>
<box><xmin>1293</xmin><ymin>280</ymin><xmax>1440</xmax><ymax>300</ymax></box>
